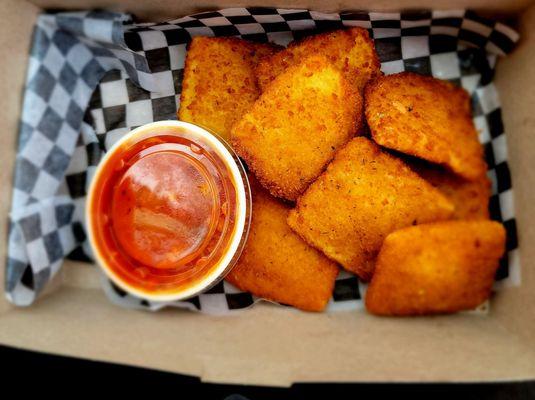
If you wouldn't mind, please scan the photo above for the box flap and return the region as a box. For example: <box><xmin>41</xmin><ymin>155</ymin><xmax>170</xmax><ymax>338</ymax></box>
<box><xmin>30</xmin><ymin>0</ymin><xmax>533</xmax><ymax>21</ymax></box>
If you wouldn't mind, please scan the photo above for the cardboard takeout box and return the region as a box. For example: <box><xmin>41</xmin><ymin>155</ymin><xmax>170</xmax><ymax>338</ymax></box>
<box><xmin>1</xmin><ymin>0</ymin><xmax>534</xmax><ymax>386</ymax></box>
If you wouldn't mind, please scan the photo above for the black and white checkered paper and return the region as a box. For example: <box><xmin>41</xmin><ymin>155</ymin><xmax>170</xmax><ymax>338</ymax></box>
<box><xmin>6</xmin><ymin>8</ymin><xmax>520</xmax><ymax>314</ymax></box>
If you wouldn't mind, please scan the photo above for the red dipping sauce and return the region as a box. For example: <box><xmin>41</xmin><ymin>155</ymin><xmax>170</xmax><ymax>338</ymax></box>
<box><xmin>87</xmin><ymin>121</ymin><xmax>250</xmax><ymax>301</ymax></box>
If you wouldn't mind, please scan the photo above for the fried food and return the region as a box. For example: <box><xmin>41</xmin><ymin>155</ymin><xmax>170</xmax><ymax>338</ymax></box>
<box><xmin>408</xmin><ymin>159</ymin><xmax>491</xmax><ymax>220</ymax></box>
<box><xmin>231</xmin><ymin>55</ymin><xmax>362</xmax><ymax>201</ymax></box>
<box><xmin>226</xmin><ymin>178</ymin><xmax>339</xmax><ymax>312</ymax></box>
<box><xmin>287</xmin><ymin>137</ymin><xmax>454</xmax><ymax>280</ymax></box>
<box><xmin>256</xmin><ymin>27</ymin><xmax>381</xmax><ymax>93</ymax></box>
<box><xmin>365</xmin><ymin>72</ymin><xmax>487</xmax><ymax>181</ymax></box>
<box><xmin>178</xmin><ymin>37</ymin><xmax>280</xmax><ymax>141</ymax></box>
<box><xmin>365</xmin><ymin>220</ymin><xmax>506</xmax><ymax>316</ymax></box>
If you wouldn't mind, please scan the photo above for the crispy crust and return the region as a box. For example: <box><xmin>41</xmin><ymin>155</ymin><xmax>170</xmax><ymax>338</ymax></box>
<box><xmin>256</xmin><ymin>27</ymin><xmax>381</xmax><ymax>93</ymax></box>
<box><xmin>407</xmin><ymin>158</ymin><xmax>491</xmax><ymax>220</ymax></box>
<box><xmin>287</xmin><ymin>137</ymin><xmax>454</xmax><ymax>280</ymax></box>
<box><xmin>364</xmin><ymin>72</ymin><xmax>487</xmax><ymax>181</ymax></box>
<box><xmin>225</xmin><ymin>178</ymin><xmax>339</xmax><ymax>312</ymax></box>
<box><xmin>365</xmin><ymin>220</ymin><xmax>506</xmax><ymax>316</ymax></box>
<box><xmin>231</xmin><ymin>55</ymin><xmax>362</xmax><ymax>201</ymax></box>
<box><xmin>178</xmin><ymin>36</ymin><xmax>280</xmax><ymax>141</ymax></box>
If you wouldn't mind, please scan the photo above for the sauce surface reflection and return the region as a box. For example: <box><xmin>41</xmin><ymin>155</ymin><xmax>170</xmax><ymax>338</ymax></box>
<box><xmin>89</xmin><ymin>130</ymin><xmax>240</xmax><ymax>296</ymax></box>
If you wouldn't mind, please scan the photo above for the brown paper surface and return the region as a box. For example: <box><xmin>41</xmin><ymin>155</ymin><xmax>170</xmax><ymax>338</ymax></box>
<box><xmin>29</xmin><ymin>0</ymin><xmax>534</xmax><ymax>21</ymax></box>
<box><xmin>493</xmin><ymin>3</ymin><xmax>535</xmax><ymax>345</ymax></box>
<box><xmin>1</xmin><ymin>0</ymin><xmax>535</xmax><ymax>386</ymax></box>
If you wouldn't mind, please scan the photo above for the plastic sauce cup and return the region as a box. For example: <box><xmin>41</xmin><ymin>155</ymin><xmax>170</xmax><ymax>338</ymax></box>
<box><xmin>86</xmin><ymin>121</ymin><xmax>251</xmax><ymax>301</ymax></box>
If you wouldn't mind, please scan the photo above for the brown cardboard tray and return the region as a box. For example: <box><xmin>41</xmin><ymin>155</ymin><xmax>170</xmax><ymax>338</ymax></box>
<box><xmin>1</xmin><ymin>0</ymin><xmax>534</xmax><ymax>386</ymax></box>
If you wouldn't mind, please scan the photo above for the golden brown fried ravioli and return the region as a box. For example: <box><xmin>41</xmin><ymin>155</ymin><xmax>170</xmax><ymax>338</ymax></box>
<box><xmin>408</xmin><ymin>159</ymin><xmax>491</xmax><ymax>220</ymax></box>
<box><xmin>226</xmin><ymin>178</ymin><xmax>339</xmax><ymax>312</ymax></box>
<box><xmin>287</xmin><ymin>137</ymin><xmax>454</xmax><ymax>280</ymax></box>
<box><xmin>256</xmin><ymin>27</ymin><xmax>380</xmax><ymax>93</ymax></box>
<box><xmin>231</xmin><ymin>55</ymin><xmax>362</xmax><ymax>201</ymax></box>
<box><xmin>365</xmin><ymin>72</ymin><xmax>487</xmax><ymax>181</ymax></box>
<box><xmin>365</xmin><ymin>220</ymin><xmax>506</xmax><ymax>316</ymax></box>
<box><xmin>178</xmin><ymin>37</ymin><xmax>280</xmax><ymax>141</ymax></box>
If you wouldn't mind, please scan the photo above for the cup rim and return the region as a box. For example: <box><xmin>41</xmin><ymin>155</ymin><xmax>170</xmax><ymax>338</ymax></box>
<box><xmin>86</xmin><ymin>120</ymin><xmax>250</xmax><ymax>302</ymax></box>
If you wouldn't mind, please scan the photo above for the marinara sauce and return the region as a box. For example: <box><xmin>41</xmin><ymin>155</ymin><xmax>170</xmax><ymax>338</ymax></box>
<box><xmin>87</xmin><ymin>122</ymin><xmax>249</xmax><ymax>300</ymax></box>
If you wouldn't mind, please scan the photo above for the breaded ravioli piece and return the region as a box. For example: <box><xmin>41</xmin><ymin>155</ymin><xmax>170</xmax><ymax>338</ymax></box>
<box><xmin>365</xmin><ymin>72</ymin><xmax>487</xmax><ymax>181</ymax></box>
<box><xmin>178</xmin><ymin>37</ymin><xmax>280</xmax><ymax>141</ymax></box>
<box><xmin>365</xmin><ymin>220</ymin><xmax>506</xmax><ymax>316</ymax></box>
<box><xmin>226</xmin><ymin>178</ymin><xmax>339</xmax><ymax>312</ymax></box>
<box><xmin>287</xmin><ymin>137</ymin><xmax>454</xmax><ymax>280</ymax></box>
<box><xmin>256</xmin><ymin>27</ymin><xmax>380</xmax><ymax>93</ymax></box>
<box><xmin>408</xmin><ymin>159</ymin><xmax>491</xmax><ymax>220</ymax></box>
<box><xmin>231</xmin><ymin>55</ymin><xmax>362</xmax><ymax>201</ymax></box>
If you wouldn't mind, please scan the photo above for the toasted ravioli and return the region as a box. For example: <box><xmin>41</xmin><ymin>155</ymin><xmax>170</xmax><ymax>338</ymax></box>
<box><xmin>231</xmin><ymin>55</ymin><xmax>362</xmax><ymax>201</ymax></box>
<box><xmin>287</xmin><ymin>137</ymin><xmax>454</xmax><ymax>280</ymax></box>
<box><xmin>365</xmin><ymin>220</ymin><xmax>506</xmax><ymax>316</ymax></box>
<box><xmin>365</xmin><ymin>72</ymin><xmax>487</xmax><ymax>181</ymax></box>
<box><xmin>226</xmin><ymin>179</ymin><xmax>339</xmax><ymax>312</ymax></box>
<box><xmin>409</xmin><ymin>159</ymin><xmax>491</xmax><ymax>220</ymax></box>
<box><xmin>256</xmin><ymin>27</ymin><xmax>380</xmax><ymax>93</ymax></box>
<box><xmin>178</xmin><ymin>37</ymin><xmax>280</xmax><ymax>141</ymax></box>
